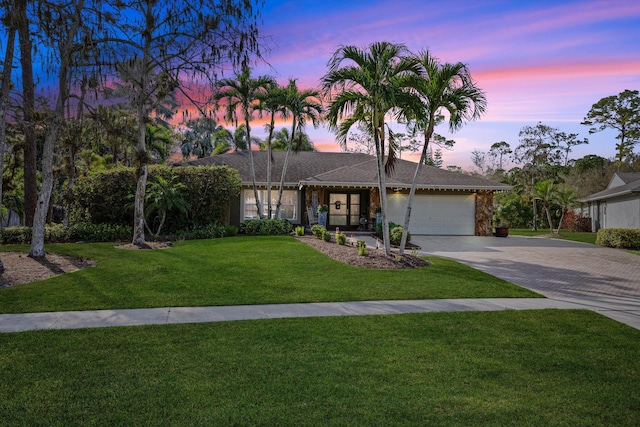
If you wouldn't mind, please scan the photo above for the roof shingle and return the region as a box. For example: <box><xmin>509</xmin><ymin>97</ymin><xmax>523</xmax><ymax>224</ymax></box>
<box><xmin>178</xmin><ymin>151</ymin><xmax>510</xmax><ymax>191</ymax></box>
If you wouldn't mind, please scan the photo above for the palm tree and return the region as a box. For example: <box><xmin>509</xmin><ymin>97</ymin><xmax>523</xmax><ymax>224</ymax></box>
<box><xmin>532</xmin><ymin>179</ymin><xmax>557</xmax><ymax>233</ymax></box>
<box><xmin>144</xmin><ymin>175</ymin><xmax>190</xmax><ymax>237</ymax></box>
<box><xmin>321</xmin><ymin>41</ymin><xmax>422</xmax><ymax>256</ymax></box>
<box><xmin>275</xmin><ymin>79</ymin><xmax>323</xmax><ymax>219</ymax></box>
<box><xmin>214</xmin><ymin>66</ymin><xmax>275</xmax><ymax>218</ymax></box>
<box><xmin>555</xmin><ymin>185</ymin><xmax>578</xmax><ymax>234</ymax></box>
<box><xmin>181</xmin><ymin>117</ymin><xmax>231</xmax><ymax>159</ymax></box>
<box><xmin>258</xmin><ymin>81</ymin><xmax>288</xmax><ymax>218</ymax></box>
<box><xmin>398</xmin><ymin>50</ymin><xmax>486</xmax><ymax>255</ymax></box>
<box><xmin>270</xmin><ymin>128</ymin><xmax>315</xmax><ymax>151</ymax></box>
<box><xmin>145</xmin><ymin>124</ymin><xmax>173</xmax><ymax>163</ymax></box>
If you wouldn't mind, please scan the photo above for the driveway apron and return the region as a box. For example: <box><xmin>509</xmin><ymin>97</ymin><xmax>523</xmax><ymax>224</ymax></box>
<box><xmin>409</xmin><ymin>235</ymin><xmax>640</xmax><ymax>329</ymax></box>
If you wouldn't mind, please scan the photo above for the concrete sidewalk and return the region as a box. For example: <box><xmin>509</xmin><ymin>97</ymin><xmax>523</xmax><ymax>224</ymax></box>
<box><xmin>0</xmin><ymin>298</ymin><xmax>595</xmax><ymax>333</ymax></box>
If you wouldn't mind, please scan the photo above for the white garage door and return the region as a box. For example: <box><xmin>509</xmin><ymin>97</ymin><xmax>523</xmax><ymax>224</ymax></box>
<box><xmin>386</xmin><ymin>193</ymin><xmax>476</xmax><ymax>235</ymax></box>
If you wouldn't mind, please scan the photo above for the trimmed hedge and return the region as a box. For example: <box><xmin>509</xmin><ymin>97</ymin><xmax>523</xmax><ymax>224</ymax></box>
<box><xmin>0</xmin><ymin>223</ymin><xmax>133</xmax><ymax>244</ymax></box>
<box><xmin>596</xmin><ymin>228</ymin><xmax>640</xmax><ymax>249</ymax></box>
<box><xmin>240</xmin><ymin>219</ymin><xmax>293</xmax><ymax>236</ymax></box>
<box><xmin>72</xmin><ymin>165</ymin><xmax>241</xmax><ymax>232</ymax></box>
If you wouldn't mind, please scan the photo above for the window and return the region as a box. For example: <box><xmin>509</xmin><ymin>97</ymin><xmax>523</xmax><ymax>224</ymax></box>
<box><xmin>243</xmin><ymin>189</ymin><xmax>298</xmax><ymax>221</ymax></box>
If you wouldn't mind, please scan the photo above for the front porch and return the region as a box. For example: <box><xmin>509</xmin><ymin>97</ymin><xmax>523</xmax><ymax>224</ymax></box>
<box><xmin>304</xmin><ymin>186</ymin><xmax>381</xmax><ymax>232</ymax></box>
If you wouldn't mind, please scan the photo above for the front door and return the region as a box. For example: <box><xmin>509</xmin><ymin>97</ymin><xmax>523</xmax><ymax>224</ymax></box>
<box><xmin>328</xmin><ymin>193</ymin><xmax>362</xmax><ymax>230</ymax></box>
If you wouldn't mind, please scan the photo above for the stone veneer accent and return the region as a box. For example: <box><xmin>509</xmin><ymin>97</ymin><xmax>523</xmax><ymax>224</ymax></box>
<box><xmin>475</xmin><ymin>190</ymin><xmax>494</xmax><ymax>236</ymax></box>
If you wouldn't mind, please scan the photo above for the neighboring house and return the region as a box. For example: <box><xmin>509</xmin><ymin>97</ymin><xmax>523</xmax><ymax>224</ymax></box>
<box><xmin>180</xmin><ymin>151</ymin><xmax>511</xmax><ymax>236</ymax></box>
<box><xmin>580</xmin><ymin>172</ymin><xmax>640</xmax><ymax>231</ymax></box>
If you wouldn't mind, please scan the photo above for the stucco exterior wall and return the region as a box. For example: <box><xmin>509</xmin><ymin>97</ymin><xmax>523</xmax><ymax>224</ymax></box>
<box><xmin>606</xmin><ymin>195</ymin><xmax>640</xmax><ymax>229</ymax></box>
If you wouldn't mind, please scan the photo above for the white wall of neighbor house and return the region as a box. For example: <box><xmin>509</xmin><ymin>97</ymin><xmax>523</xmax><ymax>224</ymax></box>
<box><xmin>605</xmin><ymin>196</ymin><xmax>640</xmax><ymax>229</ymax></box>
<box><xmin>385</xmin><ymin>192</ymin><xmax>476</xmax><ymax>235</ymax></box>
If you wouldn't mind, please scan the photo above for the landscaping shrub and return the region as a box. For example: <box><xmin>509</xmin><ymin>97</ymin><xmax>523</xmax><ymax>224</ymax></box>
<box><xmin>66</xmin><ymin>222</ymin><xmax>132</xmax><ymax>242</ymax></box>
<box><xmin>72</xmin><ymin>165</ymin><xmax>241</xmax><ymax>233</ymax></box>
<box><xmin>561</xmin><ymin>211</ymin><xmax>592</xmax><ymax>232</ymax></box>
<box><xmin>596</xmin><ymin>228</ymin><xmax>640</xmax><ymax>249</ymax></box>
<box><xmin>336</xmin><ymin>232</ymin><xmax>346</xmax><ymax>245</ymax></box>
<box><xmin>376</xmin><ymin>221</ymin><xmax>410</xmax><ymax>246</ymax></box>
<box><xmin>0</xmin><ymin>223</ymin><xmax>133</xmax><ymax>244</ymax></box>
<box><xmin>390</xmin><ymin>226</ymin><xmax>410</xmax><ymax>246</ymax></box>
<box><xmin>175</xmin><ymin>224</ymin><xmax>228</xmax><ymax>240</ymax></box>
<box><xmin>1</xmin><ymin>226</ymin><xmax>34</xmax><ymax>244</ymax></box>
<box><xmin>311</xmin><ymin>224</ymin><xmax>325</xmax><ymax>239</ymax></box>
<box><xmin>225</xmin><ymin>225</ymin><xmax>239</xmax><ymax>237</ymax></box>
<box><xmin>322</xmin><ymin>230</ymin><xmax>332</xmax><ymax>242</ymax></box>
<box><xmin>295</xmin><ymin>226</ymin><xmax>305</xmax><ymax>236</ymax></box>
<box><xmin>241</xmin><ymin>219</ymin><xmax>293</xmax><ymax>236</ymax></box>
<box><xmin>356</xmin><ymin>239</ymin><xmax>367</xmax><ymax>256</ymax></box>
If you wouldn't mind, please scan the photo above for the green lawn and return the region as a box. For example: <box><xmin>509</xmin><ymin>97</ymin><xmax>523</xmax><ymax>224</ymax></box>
<box><xmin>0</xmin><ymin>236</ymin><xmax>538</xmax><ymax>314</ymax></box>
<box><xmin>510</xmin><ymin>228</ymin><xmax>598</xmax><ymax>245</ymax></box>
<box><xmin>2</xmin><ymin>310</ymin><xmax>639</xmax><ymax>426</ymax></box>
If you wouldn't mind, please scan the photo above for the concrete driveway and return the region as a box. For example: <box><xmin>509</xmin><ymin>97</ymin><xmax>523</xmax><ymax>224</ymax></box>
<box><xmin>408</xmin><ymin>235</ymin><xmax>640</xmax><ymax>329</ymax></box>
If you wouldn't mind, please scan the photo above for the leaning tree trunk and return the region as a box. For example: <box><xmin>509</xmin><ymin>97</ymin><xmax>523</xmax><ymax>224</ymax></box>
<box><xmin>266</xmin><ymin>113</ymin><xmax>275</xmax><ymax>218</ymax></box>
<box><xmin>30</xmin><ymin>0</ymin><xmax>83</xmax><ymax>257</ymax></box>
<box><xmin>373</xmin><ymin>116</ymin><xmax>391</xmax><ymax>256</ymax></box>
<box><xmin>398</xmin><ymin>122</ymin><xmax>434</xmax><ymax>255</ymax></box>
<box><xmin>544</xmin><ymin>205</ymin><xmax>554</xmax><ymax>233</ymax></box>
<box><xmin>275</xmin><ymin>120</ymin><xmax>297</xmax><ymax>219</ymax></box>
<box><xmin>29</xmin><ymin>125</ymin><xmax>57</xmax><ymax>257</ymax></box>
<box><xmin>245</xmin><ymin>117</ymin><xmax>263</xmax><ymax>218</ymax></box>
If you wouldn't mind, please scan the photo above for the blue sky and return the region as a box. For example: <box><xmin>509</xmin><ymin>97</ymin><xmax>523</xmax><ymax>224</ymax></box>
<box><xmin>249</xmin><ymin>0</ymin><xmax>640</xmax><ymax>169</ymax></box>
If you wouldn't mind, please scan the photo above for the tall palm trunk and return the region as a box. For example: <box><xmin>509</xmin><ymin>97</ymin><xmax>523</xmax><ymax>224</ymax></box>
<box><xmin>398</xmin><ymin>120</ymin><xmax>435</xmax><ymax>255</ymax></box>
<box><xmin>266</xmin><ymin>113</ymin><xmax>275</xmax><ymax>218</ymax></box>
<box><xmin>17</xmin><ymin>0</ymin><xmax>36</xmax><ymax>227</ymax></box>
<box><xmin>245</xmin><ymin>115</ymin><xmax>263</xmax><ymax>218</ymax></box>
<box><xmin>274</xmin><ymin>119</ymin><xmax>296</xmax><ymax>219</ymax></box>
<box><xmin>374</xmin><ymin>113</ymin><xmax>392</xmax><ymax>256</ymax></box>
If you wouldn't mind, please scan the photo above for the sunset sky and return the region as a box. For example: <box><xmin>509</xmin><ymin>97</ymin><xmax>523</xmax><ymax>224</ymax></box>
<box><xmin>249</xmin><ymin>0</ymin><xmax>640</xmax><ymax>169</ymax></box>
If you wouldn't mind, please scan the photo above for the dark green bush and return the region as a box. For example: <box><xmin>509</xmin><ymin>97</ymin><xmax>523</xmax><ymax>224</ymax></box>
<box><xmin>596</xmin><ymin>228</ymin><xmax>640</xmax><ymax>249</ymax></box>
<box><xmin>175</xmin><ymin>224</ymin><xmax>228</xmax><ymax>240</ymax></box>
<box><xmin>321</xmin><ymin>230</ymin><xmax>331</xmax><ymax>242</ymax></box>
<box><xmin>225</xmin><ymin>225</ymin><xmax>239</xmax><ymax>237</ymax></box>
<box><xmin>67</xmin><ymin>222</ymin><xmax>133</xmax><ymax>242</ymax></box>
<box><xmin>240</xmin><ymin>219</ymin><xmax>293</xmax><ymax>236</ymax></box>
<box><xmin>72</xmin><ymin>165</ymin><xmax>241</xmax><ymax>232</ymax></box>
<box><xmin>0</xmin><ymin>223</ymin><xmax>133</xmax><ymax>244</ymax></box>
<box><xmin>1</xmin><ymin>226</ymin><xmax>34</xmax><ymax>244</ymax></box>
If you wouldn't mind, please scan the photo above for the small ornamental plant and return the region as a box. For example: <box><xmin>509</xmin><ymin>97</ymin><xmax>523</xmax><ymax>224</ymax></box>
<box><xmin>356</xmin><ymin>239</ymin><xmax>367</xmax><ymax>256</ymax></box>
<box><xmin>311</xmin><ymin>224</ymin><xmax>325</xmax><ymax>239</ymax></box>
<box><xmin>317</xmin><ymin>204</ymin><xmax>329</xmax><ymax>213</ymax></box>
<box><xmin>322</xmin><ymin>230</ymin><xmax>332</xmax><ymax>242</ymax></box>
<box><xmin>336</xmin><ymin>233</ymin><xmax>346</xmax><ymax>245</ymax></box>
<box><xmin>295</xmin><ymin>226</ymin><xmax>305</xmax><ymax>236</ymax></box>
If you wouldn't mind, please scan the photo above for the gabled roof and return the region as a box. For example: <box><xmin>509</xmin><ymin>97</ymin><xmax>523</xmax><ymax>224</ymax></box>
<box><xmin>581</xmin><ymin>172</ymin><xmax>640</xmax><ymax>202</ymax></box>
<box><xmin>614</xmin><ymin>172</ymin><xmax>640</xmax><ymax>186</ymax></box>
<box><xmin>178</xmin><ymin>151</ymin><xmax>511</xmax><ymax>191</ymax></box>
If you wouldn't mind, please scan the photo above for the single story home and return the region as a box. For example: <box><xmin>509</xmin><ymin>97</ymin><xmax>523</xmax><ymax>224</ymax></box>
<box><xmin>180</xmin><ymin>151</ymin><xmax>511</xmax><ymax>236</ymax></box>
<box><xmin>580</xmin><ymin>172</ymin><xmax>640</xmax><ymax>231</ymax></box>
